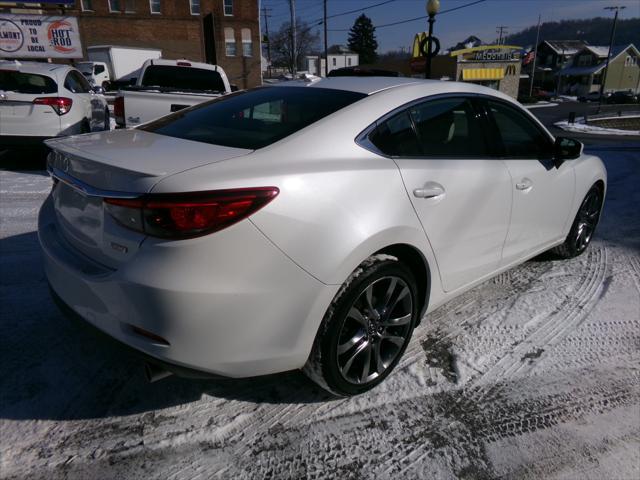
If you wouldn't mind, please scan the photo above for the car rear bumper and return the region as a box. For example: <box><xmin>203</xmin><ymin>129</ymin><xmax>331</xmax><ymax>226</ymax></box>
<box><xmin>38</xmin><ymin>195</ymin><xmax>337</xmax><ymax>378</ymax></box>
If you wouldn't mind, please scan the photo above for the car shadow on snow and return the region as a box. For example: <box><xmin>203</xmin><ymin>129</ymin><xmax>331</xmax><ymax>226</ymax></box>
<box><xmin>0</xmin><ymin>231</ymin><xmax>333</xmax><ymax>422</ymax></box>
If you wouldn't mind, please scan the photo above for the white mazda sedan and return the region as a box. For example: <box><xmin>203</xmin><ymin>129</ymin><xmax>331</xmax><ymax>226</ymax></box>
<box><xmin>39</xmin><ymin>78</ymin><xmax>606</xmax><ymax>396</ymax></box>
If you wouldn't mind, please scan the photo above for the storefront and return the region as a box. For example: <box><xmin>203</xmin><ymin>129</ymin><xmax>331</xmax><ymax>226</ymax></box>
<box><xmin>450</xmin><ymin>45</ymin><xmax>522</xmax><ymax>99</ymax></box>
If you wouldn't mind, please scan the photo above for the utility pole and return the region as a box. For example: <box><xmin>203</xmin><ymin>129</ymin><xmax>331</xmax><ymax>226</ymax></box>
<box><xmin>262</xmin><ymin>7</ymin><xmax>272</xmax><ymax>78</ymax></box>
<box><xmin>496</xmin><ymin>25</ymin><xmax>508</xmax><ymax>45</ymax></box>
<box><xmin>528</xmin><ymin>14</ymin><xmax>541</xmax><ymax>98</ymax></box>
<box><xmin>323</xmin><ymin>0</ymin><xmax>328</xmax><ymax>77</ymax></box>
<box><xmin>598</xmin><ymin>5</ymin><xmax>625</xmax><ymax>111</ymax></box>
<box><xmin>289</xmin><ymin>0</ymin><xmax>297</xmax><ymax>75</ymax></box>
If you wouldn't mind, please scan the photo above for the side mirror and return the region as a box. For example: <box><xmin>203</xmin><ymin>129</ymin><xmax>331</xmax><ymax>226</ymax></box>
<box><xmin>553</xmin><ymin>136</ymin><xmax>583</xmax><ymax>168</ymax></box>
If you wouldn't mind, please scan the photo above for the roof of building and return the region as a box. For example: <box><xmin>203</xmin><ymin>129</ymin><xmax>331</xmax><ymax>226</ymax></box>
<box><xmin>542</xmin><ymin>40</ymin><xmax>589</xmax><ymax>56</ymax></box>
<box><xmin>558</xmin><ymin>44</ymin><xmax>639</xmax><ymax>76</ymax></box>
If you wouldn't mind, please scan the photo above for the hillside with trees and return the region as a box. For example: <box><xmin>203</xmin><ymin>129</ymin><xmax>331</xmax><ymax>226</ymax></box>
<box><xmin>504</xmin><ymin>17</ymin><xmax>640</xmax><ymax>48</ymax></box>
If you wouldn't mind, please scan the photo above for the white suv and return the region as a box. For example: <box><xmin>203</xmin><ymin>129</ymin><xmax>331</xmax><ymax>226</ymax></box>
<box><xmin>0</xmin><ymin>61</ymin><xmax>109</xmax><ymax>151</ymax></box>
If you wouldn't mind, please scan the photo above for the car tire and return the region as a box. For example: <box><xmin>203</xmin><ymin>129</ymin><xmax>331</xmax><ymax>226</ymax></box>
<box><xmin>303</xmin><ymin>254</ymin><xmax>419</xmax><ymax>396</ymax></box>
<box><xmin>104</xmin><ymin>107</ymin><xmax>110</xmax><ymax>131</ymax></box>
<box><xmin>551</xmin><ymin>184</ymin><xmax>603</xmax><ymax>259</ymax></box>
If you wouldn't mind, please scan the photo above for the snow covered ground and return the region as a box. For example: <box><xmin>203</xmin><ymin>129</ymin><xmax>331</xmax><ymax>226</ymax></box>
<box><xmin>1</xmin><ymin>147</ymin><xmax>639</xmax><ymax>479</ymax></box>
<box><xmin>555</xmin><ymin>116</ymin><xmax>640</xmax><ymax>136</ymax></box>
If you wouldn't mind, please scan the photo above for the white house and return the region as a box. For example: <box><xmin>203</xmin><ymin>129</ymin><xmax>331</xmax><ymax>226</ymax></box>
<box><xmin>304</xmin><ymin>49</ymin><xmax>359</xmax><ymax>77</ymax></box>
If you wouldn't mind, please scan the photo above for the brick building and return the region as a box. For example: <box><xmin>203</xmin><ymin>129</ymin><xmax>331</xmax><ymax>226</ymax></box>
<box><xmin>0</xmin><ymin>0</ymin><xmax>261</xmax><ymax>88</ymax></box>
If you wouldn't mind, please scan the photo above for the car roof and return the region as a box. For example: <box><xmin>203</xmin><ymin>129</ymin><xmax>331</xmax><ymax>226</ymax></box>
<box><xmin>272</xmin><ymin>77</ymin><xmax>425</xmax><ymax>95</ymax></box>
<box><xmin>0</xmin><ymin>60</ymin><xmax>72</xmax><ymax>76</ymax></box>
<box><xmin>271</xmin><ymin>77</ymin><xmax>515</xmax><ymax>100</ymax></box>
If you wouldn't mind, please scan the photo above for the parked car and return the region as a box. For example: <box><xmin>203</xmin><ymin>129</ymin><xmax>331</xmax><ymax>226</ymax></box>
<box><xmin>114</xmin><ymin>58</ymin><xmax>231</xmax><ymax>128</ymax></box>
<box><xmin>606</xmin><ymin>90</ymin><xmax>639</xmax><ymax>104</ymax></box>
<box><xmin>328</xmin><ymin>66</ymin><xmax>403</xmax><ymax>77</ymax></box>
<box><xmin>82</xmin><ymin>45</ymin><xmax>162</xmax><ymax>90</ymax></box>
<box><xmin>40</xmin><ymin>78</ymin><xmax>606</xmax><ymax>396</ymax></box>
<box><xmin>578</xmin><ymin>91</ymin><xmax>611</xmax><ymax>103</ymax></box>
<box><xmin>531</xmin><ymin>87</ymin><xmax>554</xmax><ymax>100</ymax></box>
<box><xmin>0</xmin><ymin>60</ymin><xmax>109</xmax><ymax>152</ymax></box>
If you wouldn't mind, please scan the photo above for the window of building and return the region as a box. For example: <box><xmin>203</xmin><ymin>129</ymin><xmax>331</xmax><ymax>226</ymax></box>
<box><xmin>80</xmin><ymin>0</ymin><xmax>93</xmax><ymax>11</ymax></box>
<box><xmin>485</xmin><ymin>100</ymin><xmax>552</xmax><ymax>158</ymax></box>
<box><xmin>332</xmin><ymin>57</ymin><xmax>336</xmax><ymax>66</ymax></box>
<box><xmin>190</xmin><ymin>0</ymin><xmax>200</xmax><ymax>15</ymax></box>
<box><xmin>149</xmin><ymin>0</ymin><xmax>161</xmax><ymax>14</ymax></box>
<box><xmin>224</xmin><ymin>27</ymin><xmax>236</xmax><ymax>57</ymax></box>
<box><xmin>241</xmin><ymin>28</ymin><xmax>252</xmax><ymax>57</ymax></box>
<box><xmin>347</xmin><ymin>57</ymin><xmax>352</xmax><ymax>66</ymax></box>
<box><xmin>224</xmin><ymin>0</ymin><xmax>233</xmax><ymax>16</ymax></box>
<box><xmin>578</xmin><ymin>54</ymin><xmax>591</xmax><ymax>66</ymax></box>
<box><xmin>108</xmin><ymin>0</ymin><xmax>121</xmax><ymax>12</ymax></box>
<box><xmin>625</xmin><ymin>55</ymin><xmax>637</xmax><ymax>67</ymax></box>
<box><xmin>125</xmin><ymin>0</ymin><xmax>136</xmax><ymax>13</ymax></box>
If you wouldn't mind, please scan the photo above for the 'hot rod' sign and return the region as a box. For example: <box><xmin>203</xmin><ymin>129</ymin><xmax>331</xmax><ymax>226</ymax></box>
<box><xmin>0</xmin><ymin>14</ymin><xmax>82</xmax><ymax>59</ymax></box>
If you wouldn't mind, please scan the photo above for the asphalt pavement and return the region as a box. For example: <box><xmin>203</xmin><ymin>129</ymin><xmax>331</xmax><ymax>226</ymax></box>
<box><xmin>529</xmin><ymin>101</ymin><xmax>640</xmax><ymax>146</ymax></box>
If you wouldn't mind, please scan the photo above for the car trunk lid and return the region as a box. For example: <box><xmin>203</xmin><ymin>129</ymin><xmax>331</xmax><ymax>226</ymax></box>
<box><xmin>46</xmin><ymin>129</ymin><xmax>252</xmax><ymax>268</ymax></box>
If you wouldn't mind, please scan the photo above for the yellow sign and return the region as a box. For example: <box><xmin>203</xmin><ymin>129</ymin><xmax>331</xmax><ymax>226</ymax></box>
<box><xmin>412</xmin><ymin>32</ymin><xmax>433</xmax><ymax>58</ymax></box>
<box><xmin>451</xmin><ymin>44</ymin><xmax>521</xmax><ymax>62</ymax></box>
<box><xmin>462</xmin><ymin>68</ymin><xmax>505</xmax><ymax>81</ymax></box>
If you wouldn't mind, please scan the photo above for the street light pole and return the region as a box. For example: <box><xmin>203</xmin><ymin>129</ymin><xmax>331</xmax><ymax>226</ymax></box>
<box><xmin>598</xmin><ymin>5</ymin><xmax>625</xmax><ymax>111</ymax></box>
<box><xmin>425</xmin><ymin>0</ymin><xmax>440</xmax><ymax>79</ymax></box>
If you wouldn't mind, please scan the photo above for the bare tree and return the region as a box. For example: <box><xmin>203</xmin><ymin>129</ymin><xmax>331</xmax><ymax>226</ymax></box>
<box><xmin>271</xmin><ymin>20</ymin><xmax>320</xmax><ymax>74</ymax></box>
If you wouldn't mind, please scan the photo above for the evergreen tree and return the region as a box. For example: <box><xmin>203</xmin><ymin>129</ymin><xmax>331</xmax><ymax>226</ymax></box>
<box><xmin>348</xmin><ymin>14</ymin><xmax>378</xmax><ymax>65</ymax></box>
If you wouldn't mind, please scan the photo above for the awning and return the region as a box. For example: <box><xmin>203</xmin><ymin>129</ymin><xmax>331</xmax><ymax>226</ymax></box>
<box><xmin>462</xmin><ymin>68</ymin><xmax>505</xmax><ymax>81</ymax></box>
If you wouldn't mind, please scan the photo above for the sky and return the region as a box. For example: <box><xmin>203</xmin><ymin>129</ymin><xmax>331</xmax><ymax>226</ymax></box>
<box><xmin>260</xmin><ymin>0</ymin><xmax>640</xmax><ymax>53</ymax></box>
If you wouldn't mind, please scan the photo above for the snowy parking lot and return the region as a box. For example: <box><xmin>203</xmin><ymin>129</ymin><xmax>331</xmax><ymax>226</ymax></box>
<box><xmin>1</xmin><ymin>146</ymin><xmax>639</xmax><ymax>479</ymax></box>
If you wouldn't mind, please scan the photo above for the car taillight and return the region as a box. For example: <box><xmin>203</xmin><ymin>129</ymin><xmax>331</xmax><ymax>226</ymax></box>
<box><xmin>104</xmin><ymin>188</ymin><xmax>279</xmax><ymax>239</ymax></box>
<box><xmin>33</xmin><ymin>97</ymin><xmax>72</xmax><ymax>115</ymax></box>
<box><xmin>114</xmin><ymin>96</ymin><xmax>125</xmax><ymax>127</ymax></box>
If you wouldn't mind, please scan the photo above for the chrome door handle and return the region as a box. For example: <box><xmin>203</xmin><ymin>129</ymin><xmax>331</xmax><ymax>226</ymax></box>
<box><xmin>516</xmin><ymin>178</ymin><xmax>533</xmax><ymax>190</ymax></box>
<box><xmin>413</xmin><ymin>182</ymin><xmax>445</xmax><ymax>199</ymax></box>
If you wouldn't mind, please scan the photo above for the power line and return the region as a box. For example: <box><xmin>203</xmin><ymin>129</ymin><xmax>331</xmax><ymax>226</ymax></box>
<box><xmin>327</xmin><ymin>0</ymin><xmax>487</xmax><ymax>31</ymax></box>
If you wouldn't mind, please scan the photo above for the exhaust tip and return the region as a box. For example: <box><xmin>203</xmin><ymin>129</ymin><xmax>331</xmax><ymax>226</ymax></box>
<box><xmin>144</xmin><ymin>362</ymin><xmax>173</xmax><ymax>383</ymax></box>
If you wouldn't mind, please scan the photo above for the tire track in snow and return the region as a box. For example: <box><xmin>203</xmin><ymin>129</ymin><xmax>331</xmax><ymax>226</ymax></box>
<box><xmin>472</xmin><ymin>246</ymin><xmax>607</xmax><ymax>385</ymax></box>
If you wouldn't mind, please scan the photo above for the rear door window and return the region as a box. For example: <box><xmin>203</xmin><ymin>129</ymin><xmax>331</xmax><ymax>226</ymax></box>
<box><xmin>64</xmin><ymin>71</ymin><xmax>91</xmax><ymax>93</ymax></box>
<box><xmin>369</xmin><ymin>111</ymin><xmax>421</xmax><ymax>156</ymax></box>
<box><xmin>140</xmin><ymin>65</ymin><xmax>226</xmax><ymax>92</ymax></box>
<box><xmin>142</xmin><ymin>86</ymin><xmax>366</xmax><ymax>149</ymax></box>
<box><xmin>0</xmin><ymin>71</ymin><xmax>57</xmax><ymax>94</ymax></box>
<box><xmin>409</xmin><ymin>97</ymin><xmax>488</xmax><ymax>157</ymax></box>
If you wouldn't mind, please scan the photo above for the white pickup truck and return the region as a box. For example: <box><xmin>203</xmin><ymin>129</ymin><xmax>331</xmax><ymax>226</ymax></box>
<box><xmin>114</xmin><ymin>59</ymin><xmax>232</xmax><ymax>128</ymax></box>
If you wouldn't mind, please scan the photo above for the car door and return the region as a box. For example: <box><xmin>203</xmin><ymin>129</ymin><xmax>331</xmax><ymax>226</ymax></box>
<box><xmin>368</xmin><ymin>96</ymin><xmax>512</xmax><ymax>293</ymax></box>
<box><xmin>482</xmin><ymin>98</ymin><xmax>575</xmax><ymax>264</ymax></box>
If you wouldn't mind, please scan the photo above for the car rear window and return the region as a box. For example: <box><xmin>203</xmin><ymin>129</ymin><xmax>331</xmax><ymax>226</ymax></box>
<box><xmin>0</xmin><ymin>71</ymin><xmax>57</xmax><ymax>94</ymax></box>
<box><xmin>140</xmin><ymin>65</ymin><xmax>226</xmax><ymax>92</ymax></box>
<box><xmin>141</xmin><ymin>86</ymin><xmax>367</xmax><ymax>150</ymax></box>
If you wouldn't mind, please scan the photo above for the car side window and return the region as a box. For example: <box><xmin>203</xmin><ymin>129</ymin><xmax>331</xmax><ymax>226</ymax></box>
<box><xmin>94</xmin><ymin>64</ymin><xmax>105</xmax><ymax>75</ymax></box>
<box><xmin>485</xmin><ymin>100</ymin><xmax>553</xmax><ymax>158</ymax></box>
<box><xmin>369</xmin><ymin>111</ymin><xmax>421</xmax><ymax>157</ymax></box>
<box><xmin>408</xmin><ymin>97</ymin><xmax>488</xmax><ymax>157</ymax></box>
<box><xmin>65</xmin><ymin>71</ymin><xmax>91</xmax><ymax>93</ymax></box>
